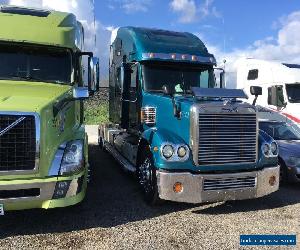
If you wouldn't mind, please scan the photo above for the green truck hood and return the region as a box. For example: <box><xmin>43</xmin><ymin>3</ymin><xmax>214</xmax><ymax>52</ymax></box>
<box><xmin>0</xmin><ymin>81</ymin><xmax>71</xmax><ymax>112</ymax></box>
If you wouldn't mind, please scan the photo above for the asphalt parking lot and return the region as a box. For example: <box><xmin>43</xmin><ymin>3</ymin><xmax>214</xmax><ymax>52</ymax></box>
<box><xmin>0</xmin><ymin>145</ymin><xmax>299</xmax><ymax>250</ymax></box>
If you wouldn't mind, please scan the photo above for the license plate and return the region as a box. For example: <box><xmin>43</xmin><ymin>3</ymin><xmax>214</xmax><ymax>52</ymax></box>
<box><xmin>0</xmin><ymin>204</ymin><xmax>4</xmax><ymax>216</ymax></box>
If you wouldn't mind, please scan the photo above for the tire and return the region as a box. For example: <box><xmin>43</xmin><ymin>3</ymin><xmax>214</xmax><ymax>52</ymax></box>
<box><xmin>137</xmin><ymin>146</ymin><xmax>162</xmax><ymax>205</ymax></box>
<box><xmin>99</xmin><ymin>137</ymin><xmax>106</xmax><ymax>152</ymax></box>
<box><xmin>279</xmin><ymin>160</ymin><xmax>288</xmax><ymax>185</ymax></box>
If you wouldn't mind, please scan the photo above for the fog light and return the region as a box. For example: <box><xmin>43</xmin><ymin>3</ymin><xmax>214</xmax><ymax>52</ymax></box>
<box><xmin>173</xmin><ymin>182</ymin><xmax>183</xmax><ymax>193</ymax></box>
<box><xmin>269</xmin><ymin>176</ymin><xmax>276</xmax><ymax>186</ymax></box>
<box><xmin>53</xmin><ymin>180</ymin><xmax>71</xmax><ymax>199</ymax></box>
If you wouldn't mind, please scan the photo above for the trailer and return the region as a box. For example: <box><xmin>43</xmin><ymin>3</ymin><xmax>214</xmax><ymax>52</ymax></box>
<box><xmin>99</xmin><ymin>27</ymin><xmax>279</xmax><ymax>205</ymax></box>
<box><xmin>236</xmin><ymin>58</ymin><xmax>300</xmax><ymax>126</ymax></box>
<box><xmin>0</xmin><ymin>6</ymin><xmax>99</xmax><ymax>213</ymax></box>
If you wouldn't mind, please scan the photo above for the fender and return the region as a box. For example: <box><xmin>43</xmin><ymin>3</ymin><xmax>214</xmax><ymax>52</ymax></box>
<box><xmin>137</xmin><ymin>127</ymin><xmax>192</xmax><ymax>169</ymax></box>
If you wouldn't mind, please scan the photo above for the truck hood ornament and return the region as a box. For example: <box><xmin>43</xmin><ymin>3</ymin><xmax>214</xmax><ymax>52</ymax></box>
<box><xmin>0</xmin><ymin>116</ymin><xmax>25</xmax><ymax>137</ymax></box>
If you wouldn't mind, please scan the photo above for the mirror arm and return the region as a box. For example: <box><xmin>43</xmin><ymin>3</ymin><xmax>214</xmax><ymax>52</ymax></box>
<box><xmin>252</xmin><ymin>95</ymin><xmax>258</xmax><ymax>106</ymax></box>
<box><xmin>171</xmin><ymin>96</ymin><xmax>181</xmax><ymax>119</ymax></box>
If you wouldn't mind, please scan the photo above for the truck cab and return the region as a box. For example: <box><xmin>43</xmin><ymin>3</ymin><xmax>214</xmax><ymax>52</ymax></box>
<box><xmin>99</xmin><ymin>27</ymin><xmax>279</xmax><ymax>205</ymax></box>
<box><xmin>0</xmin><ymin>6</ymin><xmax>99</xmax><ymax>213</ymax></box>
<box><xmin>236</xmin><ymin>58</ymin><xmax>300</xmax><ymax>127</ymax></box>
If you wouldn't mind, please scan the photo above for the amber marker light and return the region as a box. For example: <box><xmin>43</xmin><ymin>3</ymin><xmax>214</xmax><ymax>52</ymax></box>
<box><xmin>173</xmin><ymin>182</ymin><xmax>183</xmax><ymax>193</ymax></box>
<box><xmin>269</xmin><ymin>176</ymin><xmax>276</xmax><ymax>186</ymax></box>
<box><xmin>153</xmin><ymin>146</ymin><xmax>159</xmax><ymax>152</ymax></box>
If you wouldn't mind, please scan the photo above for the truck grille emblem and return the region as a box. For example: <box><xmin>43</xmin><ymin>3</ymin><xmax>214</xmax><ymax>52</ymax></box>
<box><xmin>0</xmin><ymin>116</ymin><xmax>26</xmax><ymax>137</ymax></box>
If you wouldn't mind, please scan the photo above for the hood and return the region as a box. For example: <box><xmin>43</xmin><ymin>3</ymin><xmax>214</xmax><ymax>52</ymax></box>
<box><xmin>278</xmin><ymin>140</ymin><xmax>300</xmax><ymax>156</ymax></box>
<box><xmin>0</xmin><ymin>81</ymin><xmax>71</xmax><ymax>113</ymax></box>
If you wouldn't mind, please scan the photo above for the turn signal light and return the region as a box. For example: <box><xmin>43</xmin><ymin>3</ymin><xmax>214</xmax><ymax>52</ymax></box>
<box><xmin>173</xmin><ymin>182</ymin><xmax>183</xmax><ymax>193</ymax></box>
<box><xmin>269</xmin><ymin>176</ymin><xmax>276</xmax><ymax>186</ymax></box>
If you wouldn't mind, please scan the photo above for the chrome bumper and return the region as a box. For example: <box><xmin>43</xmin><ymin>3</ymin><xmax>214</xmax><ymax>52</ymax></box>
<box><xmin>0</xmin><ymin>176</ymin><xmax>84</xmax><ymax>204</ymax></box>
<box><xmin>156</xmin><ymin>166</ymin><xmax>280</xmax><ymax>204</ymax></box>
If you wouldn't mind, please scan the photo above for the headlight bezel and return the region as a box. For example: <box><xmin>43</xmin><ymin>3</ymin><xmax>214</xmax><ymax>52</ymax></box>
<box><xmin>261</xmin><ymin>141</ymin><xmax>278</xmax><ymax>158</ymax></box>
<box><xmin>59</xmin><ymin>139</ymin><xmax>85</xmax><ymax>176</ymax></box>
<box><xmin>160</xmin><ymin>143</ymin><xmax>190</xmax><ymax>162</ymax></box>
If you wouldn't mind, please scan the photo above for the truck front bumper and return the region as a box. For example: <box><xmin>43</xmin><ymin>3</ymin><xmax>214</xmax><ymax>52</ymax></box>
<box><xmin>156</xmin><ymin>166</ymin><xmax>280</xmax><ymax>204</ymax></box>
<box><xmin>0</xmin><ymin>172</ymin><xmax>86</xmax><ymax>211</ymax></box>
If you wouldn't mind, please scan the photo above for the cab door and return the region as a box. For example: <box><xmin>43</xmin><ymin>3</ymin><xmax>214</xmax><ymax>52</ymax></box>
<box><xmin>129</xmin><ymin>64</ymin><xmax>139</xmax><ymax>129</ymax></box>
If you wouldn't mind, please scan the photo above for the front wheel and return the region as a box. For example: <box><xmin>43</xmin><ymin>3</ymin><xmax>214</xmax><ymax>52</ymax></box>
<box><xmin>279</xmin><ymin>160</ymin><xmax>288</xmax><ymax>184</ymax></box>
<box><xmin>137</xmin><ymin>146</ymin><xmax>162</xmax><ymax>205</ymax></box>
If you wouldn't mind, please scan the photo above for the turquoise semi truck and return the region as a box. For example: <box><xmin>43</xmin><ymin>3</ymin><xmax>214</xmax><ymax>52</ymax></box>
<box><xmin>99</xmin><ymin>27</ymin><xmax>280</xmax><ymax>205</ymax></box>
<box><xmin>0</xmin><ymin>6</ymin><xmax>99</xmax><ymax>213</ymax></box>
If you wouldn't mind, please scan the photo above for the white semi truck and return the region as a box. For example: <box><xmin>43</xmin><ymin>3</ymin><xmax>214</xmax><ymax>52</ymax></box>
<box><xmin>236</xmin><ymin>58</ymin><xmax>300</xmax><ymax>126</ymax></box>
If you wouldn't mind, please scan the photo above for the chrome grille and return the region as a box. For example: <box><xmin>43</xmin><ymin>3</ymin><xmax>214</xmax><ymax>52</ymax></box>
<box><xmin>203</xmin><ymin>176</ymin><xmax>256</xmax><ymax>191</ymax></box>
<box><xmin>141</xmin><ymin>107</ymin><xmax>156</xmax><ymax>125</ymax></box>
<box><xmin>198</xmin><ymin>113</ymin><xmax>257</xmax><ymax>165</ymax></box>
<box><xmin>0</xmin><ymin>114</ymin><xmax>36</xmax><ymax>171</ymax></box>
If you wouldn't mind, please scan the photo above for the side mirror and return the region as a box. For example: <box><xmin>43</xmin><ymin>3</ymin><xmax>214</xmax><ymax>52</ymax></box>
<box><xmin>162</xmin><ymin>85</ymin><xmax>175</xmax><ymax>96</ymax></box>
<box><xmin>214</xmin><ymin>67</ymin><xmax>225</xmax><ymax>88</ymax></box>
<box><xmin>73</xmin><ymin>87</ymin><xmax>89</xmax><ymax>100</ymax></box>
<box><xmin>268</xmin><ymin>85</ymin><xmax>286</xmax><ymax>108</ymax></box>
<box><xmin>250</xmin><ymin>86</ymin><xmax>262</xmax><ymax>106</ymax></box>
<box><xmin>88</xmin><ymin>57</ymin><xmax>100</xmax><ymax>95</ymax></box>
<box><xmin>250</xmin><ymin>86</ymin><xmax>262</xmax><ymax>96</ymax></box>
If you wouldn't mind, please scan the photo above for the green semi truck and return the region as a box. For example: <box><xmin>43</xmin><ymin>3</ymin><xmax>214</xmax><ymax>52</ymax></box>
<box><xmin>0</xmin><ymin>6</ymin><xmax>99</xmax><ymax>213</ymax></box>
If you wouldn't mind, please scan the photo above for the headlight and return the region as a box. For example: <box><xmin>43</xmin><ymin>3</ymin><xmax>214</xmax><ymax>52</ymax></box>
<box><xmin>162</xmin><ymin>145</ymin><xmax>174</xmax><ymax>159</ymax></box>
<box><xmin>262</xmin><ymin>143</ymin><xmax>270</xmax><ymax>156</ymax></box>
<box><xmin>270</xmin><ymin>142</ymin><xmax>278</xmax><ymax>155</ymax></box>
<box><xmin>60</xmin><ymin>140</ymin><xmax>84</xmax><ymax>175</ymax></box>
<box><xmin>177</xmin><ymin>146</ymin><xmax>187</xmax><ymax>158</ymax></box>
<box><xmin>287</xmin><ymin>156</ymin><xmax>300</xmax><ymax>167</ymax></box>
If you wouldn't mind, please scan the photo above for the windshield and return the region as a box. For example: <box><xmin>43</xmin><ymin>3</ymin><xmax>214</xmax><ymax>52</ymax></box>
<box><xmin>0</xmin><ymin>44</ymin><xmax>72</xmax><ymax>84</ymax></box>
<box><xmin>142</xmin><ymin>63</ymin><xmax>216</xmax><ymax>93</ymax></box>
<box><xmin>259</xmin><ymin>122</ymin><xmax>300</xmax><ymax>140</ymax></box>
<box><xmin>286</xmin><ymin>84</ymin><xmax>300</xmax><ymax>103</ymax></box>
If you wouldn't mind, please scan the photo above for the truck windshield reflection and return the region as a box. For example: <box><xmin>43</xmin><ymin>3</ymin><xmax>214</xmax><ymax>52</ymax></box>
<box><xmin>0</xmin><ymin>44</ymin><xmax>72</xmax><ymax>84</ymax></box>
<box><xmin>142</xmin><ymin>63</ymin><xmax>216</xmax><ymax>93</ymax></box>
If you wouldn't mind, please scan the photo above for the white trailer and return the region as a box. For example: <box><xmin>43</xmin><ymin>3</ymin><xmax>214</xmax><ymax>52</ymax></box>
<box><xmin>236</xmin><ymin>58</ymin><xmax>300</xmax><ymax>126</ymax></box>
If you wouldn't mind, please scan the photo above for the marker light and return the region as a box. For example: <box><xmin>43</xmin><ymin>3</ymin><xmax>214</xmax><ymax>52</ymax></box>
<box><xmin>191</xmin><ymin>55</ymin><xmax>197</xmax><ymax>61</ymax></box>
<box><xmin>173</xmin><ymin>182</ymin><xmax>183</xmax><ymax>193</ymax></box>
<box><xmin>149</xmin><ymin>52</ymin><xmax>155</xmax><ymax>58</ymax></box>
<box><xmin>171</xmin><ymin>54</ymin><xmax>176</xmax><ymax>59</ymax></box>
<box><xmin>182</xmin><ymin>54</ymin><xmax>187</xmax><ymax>60</ymax></box>
<box><xmin>269</xmin><ymin>176</ymin><xmax>276</xmax><ymax>186</ymax></box>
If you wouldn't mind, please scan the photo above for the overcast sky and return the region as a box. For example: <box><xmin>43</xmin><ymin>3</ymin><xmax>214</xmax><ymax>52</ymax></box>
<box><xmin>1</xmin><ymin>0</ymin><xmax>300</xmax><ymax>87</ymax></box>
